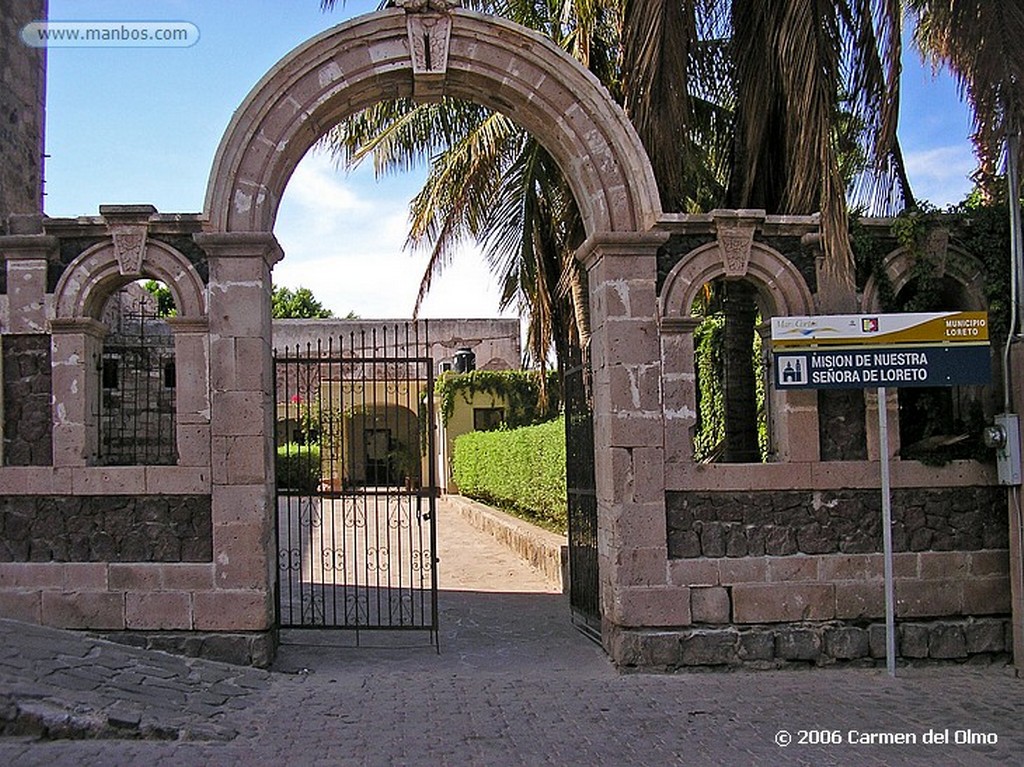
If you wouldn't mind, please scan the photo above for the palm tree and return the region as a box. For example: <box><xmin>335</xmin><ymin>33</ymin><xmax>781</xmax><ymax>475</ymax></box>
<box><xmin>319</xmin><ymin>1</ymin><xmax>617</xmax><ymax>377</ymax></box>
<box><xmin>319</xmin><ymin>0</ymin><xmax>913</xmax><ymax>459</ymax></box>
<box><xmin>622</xmin><ymin>0</ymin><xmax>910</xmax><ymax>307</ymax></box>
<box><xmin>621</xmin><ymin>1</ymin><xmax>909</xmax><ymax>460</ymax></box>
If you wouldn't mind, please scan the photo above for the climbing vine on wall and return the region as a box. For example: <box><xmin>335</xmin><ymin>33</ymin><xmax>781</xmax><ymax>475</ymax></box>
<box><xmin>852</xmin><ymin>197</ymin><xmax>1014</xmax><ymax>339</ymax></box>
<box><xmin>434</xmin><ymin>369</ymin><xmax>560</xmax><ymax>428</ymax></box>
<box><xmin>692</xmin><ymin>314</ymin><xmax>769</xmax><ymax>462</ymax></box>
<box><xmin>693</xmin><ymin>316</ymin><xmax>725</xmax><ymax>462</ymax></box>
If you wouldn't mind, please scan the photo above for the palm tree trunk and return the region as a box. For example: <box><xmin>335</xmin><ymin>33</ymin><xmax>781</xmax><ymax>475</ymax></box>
<box><xmin>722</xmin><ymin>279</ymin><xmax>760</xmax><ymax>462</ymax></box>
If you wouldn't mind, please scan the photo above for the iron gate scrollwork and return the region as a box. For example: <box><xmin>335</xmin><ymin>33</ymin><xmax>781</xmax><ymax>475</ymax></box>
<box><xmin>274</xmin><ymin>324</ymin><xmax>438</xmax><ymax>645</ymax></box>
<box><xmin>565</xmin><ymin>344</ymin><xmax>600</xmax><ymax>639</ymax></box>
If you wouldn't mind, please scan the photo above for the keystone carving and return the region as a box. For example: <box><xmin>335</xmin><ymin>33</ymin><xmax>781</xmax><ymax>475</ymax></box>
<box><xmin>924</xmin><ymin>227</ymin><xmax>950</xmax><ymax>277</ymax></box>
<box><xmin>100</xmin><ymin>204</ymin><xmax>155</xmax><ymax>276</ymax></box>
<box><xmin>397</xmin><ymin>0</ymin><xmax>457</xmax><ymax>101</ymax></box>
<box><xmin>110</xmin><ymin>225</ymin><xmax>148</xmax><ymax>276</ymax></box>
<box><xmin>394</xmin><ymin>0</ymin><xmax>460</xmax><ymax>11</ymax></box>
<box><xmin>717</xmin><ymin>223</ymin><xmax>755</xmax><ymax>277</ymax></box>
<box><xmin>407</xmin><ymin>13</ymin><xmax>453</xmax><ymax>76</ymax></box>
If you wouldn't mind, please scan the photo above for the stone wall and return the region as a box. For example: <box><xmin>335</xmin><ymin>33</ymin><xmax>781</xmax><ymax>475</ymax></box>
<box><xmin>613</xmin><ymin>618</ymin><xmax>1012</xmax><ymax>670</ymax></box>
<box><xmin>667</xmin><ymin>486</ymin><xmax>1007</xmax><ymax>558</ymax></box>
<box><xmin>272</xmin><ymin>318</ymin><xmax>522</xmax><ymax>372</ymax></box>
<box><xmin>0</xmin><ymin>0</ymin><xmax>47</xmax><ymax>230</ymax></box>
<box><xmin>2</xmin><ymin>334</ymin><xmax>52</xmax><ymax>466</ymax></box>
<box><xmin>635</xmin><ymin>484</ymin><xmax>1013</xmax><ymax>669</ymax></box>
<box><xmin>609</xmin><ymin>545</ymin><xmax>1012</xmax><ymax>669</ymax></box>
<box><xmin>0</xmin><ymin>495</ymin><xmax>212</xmax><ymax>562</ymax></box>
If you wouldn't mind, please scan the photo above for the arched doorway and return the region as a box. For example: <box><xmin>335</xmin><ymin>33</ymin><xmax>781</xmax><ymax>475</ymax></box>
<box><xmin>196</xmin><ymin>6</ymin><xmax>664</xmax><ymax>647</ymax></box>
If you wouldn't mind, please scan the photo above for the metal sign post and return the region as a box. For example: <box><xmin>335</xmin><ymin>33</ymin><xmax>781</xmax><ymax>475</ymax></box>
<box><xmin>877</xmin><ymin>385</ymin><xmax>896</xmax><ymax>677</ymax></box>
<box><xmin>770</xmin><ymin>311</ymin><xmax>992</xmax><ymax>678</ymax></box>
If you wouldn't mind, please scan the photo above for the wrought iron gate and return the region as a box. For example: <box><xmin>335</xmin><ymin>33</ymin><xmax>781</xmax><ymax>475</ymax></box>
<box><xmin>98</xmin><ymin>290</ymin><xmax>177</xmax><ymax>466</ymax></box>
<box><xmin>565</xmin><ymin>345</ymin><xmax>600</xmax><ymax>639</ymax></box>
<box><xmin>274</xmin><ymin>325</ymin><xmax>438</xmax><ymax>644</ymax></box>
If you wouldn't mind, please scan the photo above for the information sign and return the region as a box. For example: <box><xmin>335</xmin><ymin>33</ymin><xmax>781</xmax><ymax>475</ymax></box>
<box><xmin>769</xmin><ymin>311</ymin><xmax>991</xmax><ymax>678</ymax></box>
<box><xmin>771</xmin><ymin>312</ymin><xmax>991</xmax><ymax>390</ymax></box>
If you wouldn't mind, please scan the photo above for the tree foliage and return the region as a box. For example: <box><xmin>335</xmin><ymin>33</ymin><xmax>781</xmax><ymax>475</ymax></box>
<box><xmin>271</xmin><ymin>285</ymin><xmax>334</xmax><ymax>319</ymax></box>
<box><xmin>142</xmin><ymin>280</ymin><xmax>176</xmax><ymax>318</ymax></box>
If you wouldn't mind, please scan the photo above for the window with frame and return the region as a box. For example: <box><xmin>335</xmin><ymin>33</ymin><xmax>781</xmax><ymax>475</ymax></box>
<box><xmin>473</xmin><ymin>407</ymin><xmax>505</xmax><ymax>432</ymax></box>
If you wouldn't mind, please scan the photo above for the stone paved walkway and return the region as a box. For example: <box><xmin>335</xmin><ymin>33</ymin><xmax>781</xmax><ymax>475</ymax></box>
<box><xmin>0</xmin><ymin>499</ymin><xmax>1021</xmax><ymax>765</ymax></box>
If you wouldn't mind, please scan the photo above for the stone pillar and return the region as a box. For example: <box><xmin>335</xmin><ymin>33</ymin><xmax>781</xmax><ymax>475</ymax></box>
<box><xmin>660</xmin><ymin>317</ymin><xmax>700</xmax><ymax>472</ymax></box>
<box><xmin>2</xmin><ymin>227</ymin><xmax>57</xmax><ymax>465</ymax></box>
<box><xmin>1</xmin><ymin>228</ymin><xmax>56</xmax><ymax>333</ymax></box>
<box><xmin>50</xmin><ymin>318</ymin><xmax>106</xmax><ymax>466</ymax></box>
<box><xmin>166</xmin><ymin>317</ymin><xmax>211</xmax><ymax>468</ymax></box>
<box><xmin>193</xmin><ymin>232</ymin><xmax>281</xmax><ymax>634</ymax></box>
<box><xmin>579</xmin><ymin>230</ymin><xmax>690</xmax><ymax>646</ymax></box>
<box><xmin>773</xmin><ymin>388</ymin><xmax>821</xmax><ymax>462</ymax></box>
<box><xmin>770</xmin><ymin>317</ymin><xmax>820</xmax><ymax>461</ymax></box>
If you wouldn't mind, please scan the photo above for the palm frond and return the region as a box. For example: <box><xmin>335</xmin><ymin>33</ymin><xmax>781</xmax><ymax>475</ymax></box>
<box><xmin>407</xmin><ymin>112</ymin><xmax>521</xmax><ymax>313</ymax></box>
<box><xmin>621</xmin><ymin>0</ymin><xmax>694</xmax><ymax>210</ymax></box>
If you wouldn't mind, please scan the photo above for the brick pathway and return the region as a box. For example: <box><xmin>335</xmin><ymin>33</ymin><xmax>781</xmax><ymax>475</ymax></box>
<box><xmin>0</xmin><ymin>499</ymin><xmax>1021</xmax><ymax>765</ymax></box>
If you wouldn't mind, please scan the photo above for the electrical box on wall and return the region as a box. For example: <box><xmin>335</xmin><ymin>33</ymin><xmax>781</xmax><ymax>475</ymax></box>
<box><xmin>992</xmin><ymin>413</ymin><xmax>1022</xmax><ymax>486</ymax></box>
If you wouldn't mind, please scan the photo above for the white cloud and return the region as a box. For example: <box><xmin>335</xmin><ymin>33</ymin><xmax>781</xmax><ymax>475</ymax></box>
<box><xmin>273</xmin><ymin>151</ymin><xmax>514</xmax><ymax>320</ymax></box>
<box><xmin>282</xmin><ymin>154</ymin><xmax>366</xmax><ymax>216</ymax></box>
<box><xmin>903</xmin><ymin>145</ymin><xmax>976</xmax><ymax>207</ymax></box>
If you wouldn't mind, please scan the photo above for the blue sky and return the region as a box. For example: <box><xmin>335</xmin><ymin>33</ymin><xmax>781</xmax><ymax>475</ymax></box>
<box><xmin>40</xmin><ymin>0</ymin><xmax>978</xmax><ymax>318</ymax></box>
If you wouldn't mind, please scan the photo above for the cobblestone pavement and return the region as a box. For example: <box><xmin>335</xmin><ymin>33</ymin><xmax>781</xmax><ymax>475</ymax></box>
<box><xmin>0</xmin><ymin>499</ymin><xmax>1021</xmax><ymax>766</ymax></box>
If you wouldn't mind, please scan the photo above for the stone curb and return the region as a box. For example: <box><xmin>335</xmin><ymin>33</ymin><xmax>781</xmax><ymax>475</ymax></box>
<box><xmin>443</xmin><ymin>495</ymin><xmax>568</xmax><ymax>591</ymax></box>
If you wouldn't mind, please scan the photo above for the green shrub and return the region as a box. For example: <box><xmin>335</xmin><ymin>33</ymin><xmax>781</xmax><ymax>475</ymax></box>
<box><xmin>276</xmin><ymin>443</ymin><xmax>321</xmax><ymax>493</ymax></box>
<box><xmin>453</xmin><ymin>417</ymin><xmax>567</xmax><ymax>533</ymax></box>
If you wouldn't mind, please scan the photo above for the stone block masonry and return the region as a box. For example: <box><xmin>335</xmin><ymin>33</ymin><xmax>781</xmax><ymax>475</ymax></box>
<box><xmin>0</xmin><ymin>0</ymin><xmax>47</xmax><ymax>228</ymax></box>
<box><xmin>2</xmin><ymin>334</ymin><xmax>52</xmax><ymax>466</ymax></box>
<box><xmin>611</xmin><ymin>618</ymin><xmax>1012</xmax><ymax>671</ymax></box>
<box><xmin>0</xmin><ymin>495</ymin><xmax>212</xmax><ymax>562</ymax></box>
<box><xmin>666</xmin><ymin>487</ymin><xmax>1007</xmax><ymax>558</ymax></box>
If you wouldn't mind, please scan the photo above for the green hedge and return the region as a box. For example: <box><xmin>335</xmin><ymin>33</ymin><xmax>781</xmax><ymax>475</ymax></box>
<box><xmin>453</xmin><ymin>416</ymin><xmax>567</xmax><ymax>533</ymax></box>
<box><xmin>276</xmin><ymin>443</ymin><xmax>321</xmax><ymax>493</ymax></box>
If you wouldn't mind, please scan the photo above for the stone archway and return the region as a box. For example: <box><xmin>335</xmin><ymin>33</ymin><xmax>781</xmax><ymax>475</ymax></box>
<box><xmin>203</xmin><ymin>7</ymin><xmax>661</xmax><ymax>237</ymax></box>
<box><xmin>658</xmin><ymin>231</ymin><xmax>819</xmax><ymax>467</ymax></box>
<box><xmin>861</xmin><ymin>243</ymin><xmax>987</xmax><ymax>313</ymax></box>
<box><xmin>53</xmin><ymin>238</ymin><xmax>206</xmax><ymax>321</ymax></box>
<box><xmin>659</xmin><ymin>240</ymin><xmax>815</xmax><ymax>321</ymax></box>
<box><xmin>197</xmin><ymin>4</ymin><xmax>666</xmax><ymax>651</ymax></box>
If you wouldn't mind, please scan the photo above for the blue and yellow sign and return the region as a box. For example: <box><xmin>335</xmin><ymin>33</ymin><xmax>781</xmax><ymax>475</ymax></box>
<box><xmin>770</xmin><ymin>312</ymin><xmax>991</xmax><ymax>390</ymax></box>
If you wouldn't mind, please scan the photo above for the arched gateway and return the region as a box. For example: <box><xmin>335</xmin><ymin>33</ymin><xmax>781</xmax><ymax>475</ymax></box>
<box><xmin>2</xmin><ymin>2</ymin><xmax>1012</xmax><ymax>671</ymax></box>
<box><xmin>196</xmin><ymin>4</ymin><xmax>668</xmax><ymax>654</ymax></box>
